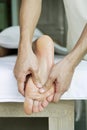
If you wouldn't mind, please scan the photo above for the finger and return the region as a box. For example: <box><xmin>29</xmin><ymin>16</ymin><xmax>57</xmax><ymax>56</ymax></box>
<box><xmin>47</xmin><ymin>94</ymin><xmax>54</xmax><ymax>102</ymax></box>
<box><xmin>33</xmin><ymin>100</ymin><xmax>39</xmax><ymax>113</ymax></box>
<box><xmin>32</xmin><ymin>71</ymin><xmax>42</xmax><ymax>88</ymax></box>
<box><xmin>38</xmin><ymin>86</ymin><xmax>54</xmax><ymax>103</ymax></box>
<box><xmin>39</xmin><ymin>77</ymin><xmax>54</xmax><ymax>93</ymax></box>
<box><xmin>35</xmin><ymin>81</ymin><xmax>42</xmax><ymax>88</ymax></box>
<box><xmin>24</xmin><ymin>98</ymin><xmax>33</xmax><ymax>115</ymax></box>
<box><xmin>17</xmin><ymin>82</ymin><xmax>25</xmax><ymax>96</ymax></box>
<box><xmin>30</xmin><ymin>92</ymin><xmax>43</xmax><ymax>101</ymax></box>
<box><xmin>17</xmin><ymin>74</ymin><xmax>27</xmax><ymax>96</ymax></box>
<box><xmin>44</xmin><ymin>86</ymin><xmax>54</xmax><ymax>98</ymax></box>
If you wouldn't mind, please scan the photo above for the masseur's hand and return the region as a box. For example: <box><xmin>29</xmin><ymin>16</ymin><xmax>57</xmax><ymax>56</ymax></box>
<box><xmin>14</xmin><ymin>43</ymin><xmax>40</xmax><ymax>96</ymax></box>
<box><xmin>40</xmin><ymin>24</ymin><xmax>87</xmax><ymax>103</ymax></box>
<box><xmin>40</xmin><ymin>56</ymin><xmax>75</xmax><ymax>102</ymax></box>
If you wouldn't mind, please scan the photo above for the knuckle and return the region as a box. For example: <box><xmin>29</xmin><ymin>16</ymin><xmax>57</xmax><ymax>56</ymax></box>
<box><xmin>61</xmin><ymin>87</ymin><xmax>67</xmax><ymax>94</ymax></box>
<box><xmin>49</xmin><ymin>76</ymin><xmax>52</xmax><ymax>81</ymax></box>
<box><xmin>17</xmin><ymin>75</ymin><xmax>22</xmax><ymax>81</ymax></box>
<box><xmin>64</xmin><ymin>87</ymin><xmax>68</xmax><ymax>92</ymax></box>
<box><xmin>13</xmin><ymin>69</ymin><xmax>21</xmax><ymax>79</ymax></box>
<box><xmin>60</xmin><ymin>89</ymin><xmax>64</xmax><ymax>94</ymax></box>
<box><xmin>18</xmin><ymin>86</ymin><xmax>24</xmax><ymax>95</ymax></box>
<box><xmin>18</xmin><ymin>87</ymin><xmax>21</xmax><ymax>93</ymax></box>
<box><xmin>46</xmin><ymin>82</ymin><xmax>50</xmax><ymax>89</ymax></box>
<box><xmin>49</xmin><ymin>75</ymin><xmax>54</xmax><ymax>82</ymax></box>
<box><xmin>16</xmin><ymin>72</ymin><xmax>25</xmax><ymax>81</ymax></box>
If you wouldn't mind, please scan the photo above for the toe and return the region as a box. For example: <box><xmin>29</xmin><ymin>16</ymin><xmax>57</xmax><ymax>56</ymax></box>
<box><xmin>47</xmin><ymin>94</ymin><xmax>54</xmax><ymax>102</ymax></box>
<box><xmin>33</xmin><ymin>100</ymin><xmax>39</xmax><ymax>113</ymax></box>
<box><xmin>42</xmin><ymin>99</ymin><xmax>49</xmax><ymax>108</ymax></box>
<box><xmin>38</xmin><ymin>102</ymin><xmax>44</xmax><ymax>112</ymax></box>
<box><xmin>24</xmin><ymin>98</ymin><xmax>33</xmax><ymax>115</ymax></box>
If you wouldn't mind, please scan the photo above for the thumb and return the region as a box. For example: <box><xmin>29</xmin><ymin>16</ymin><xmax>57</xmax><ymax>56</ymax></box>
<box><xmin>39</xmin><ymin>76</ymin><xmax>54</xmax><ymax>93</ymax></box>
<box><xmin>17</xmin><ymin>81</ymin><xmax>25</xmax><ymax>96</ymax></box>
<box><xmin>32</xmin><ymin>71</ymin><xmax>42</xmax><ymax>88</ymax></box>
<box><xmin>17</xmin><ymin>74</ymin><xmax>26</xmax><ymax>96</ymax></box>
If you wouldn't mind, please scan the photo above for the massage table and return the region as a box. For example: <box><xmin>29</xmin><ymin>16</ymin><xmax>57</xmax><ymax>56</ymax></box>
<box><xmin>0</xmin><ymin>54</ymin><xmax>87</xmax><ymax>130</ymax></box>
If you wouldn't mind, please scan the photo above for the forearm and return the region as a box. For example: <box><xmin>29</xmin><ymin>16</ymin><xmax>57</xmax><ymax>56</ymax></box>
<box><xmin>20</xmin><ymin>0</ymin><xmax>42</xmax><ymax>47</ymax></box>
<box><xmin>66</xmin><ymin>24</ymin><xmax>87</xmax><ymax>69</ymax></box>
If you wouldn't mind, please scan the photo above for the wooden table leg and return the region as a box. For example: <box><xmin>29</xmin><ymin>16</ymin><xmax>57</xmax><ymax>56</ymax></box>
<box><xmin>49</xmin><ymin>117</ymin><xmax>59</xmax><ymax>130</ymax></box>
<box><xmin>48</xmin><ymin>101</ymin><xmax>74</xmax><ymax>130</ymax></box>
<box><xmin>49</xmin><ymin>113</ymin><xmax>74</xmax><ymax>130</ymax></box>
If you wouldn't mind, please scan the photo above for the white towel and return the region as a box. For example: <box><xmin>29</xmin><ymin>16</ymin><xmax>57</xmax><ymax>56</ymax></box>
<box><xmin>0</xmin><ymin>26</ymin><xmax>43</xmax><ymax>48</ymax></box>
<box><xmin>0</xmin><ymin>55</ymin><xmax>87</xmax><ymax>102</ymax></box>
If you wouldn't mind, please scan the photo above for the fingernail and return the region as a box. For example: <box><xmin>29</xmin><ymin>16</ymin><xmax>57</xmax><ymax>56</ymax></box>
<box><xmin>36</xmin><ymin>83</ymin><xmax>42</xmax><ymax>88</ymax></box>
<box><xmin>39</xmin><ymin>88</ymin><xmax>45</xmax><ymax>93</ymax></box>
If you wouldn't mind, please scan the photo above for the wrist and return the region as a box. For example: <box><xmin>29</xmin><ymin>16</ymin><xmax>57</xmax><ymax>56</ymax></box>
<box><xmin>20</xmin><ymin>35</ymin><xmax>32</xmax><ymax>45</ymax></box>
<box><xmin>18</xmin><ymin>40</ymin><xmax>33</xmax><ymax>55</ymax></box>
<box><xmin>64</xmin><ymin>24</ymin><xmax>87</xmax><ymax>69</ymax></box>
<box><xmin>65</xmin><ymin>48</ymin><xmax>81</xmax><ymax>70</ymax></box>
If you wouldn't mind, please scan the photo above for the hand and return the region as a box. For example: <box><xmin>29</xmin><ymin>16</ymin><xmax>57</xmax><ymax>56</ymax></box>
<box><xmin>40</xmin><ymin>56</ymin><xmax>75</xmax><ymax>102</ymax></box>
<box><xmin>14</xmin><ymin>43</ymin><xmax>40</xmax><ymax>95</ymax></box>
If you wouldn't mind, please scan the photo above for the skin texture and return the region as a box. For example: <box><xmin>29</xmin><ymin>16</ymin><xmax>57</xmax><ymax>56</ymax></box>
<box><xmin>40</xmin><ymin>24</ymin><xmax>87</xmax><ymax>102</ymax></box>
<box><xmin>14</xmin><ymin>0</ymin><xmax>42</xmax><ymax>96</ymax></box>
<box><xmin>14</xmin><ymin>0</ymin><xmax>87</xmax><ymax>109</ymax></box>
<box><xmin>24</xmin><ymin>35</ymin><xmax>54</xmax><ymax>114</ymax></box>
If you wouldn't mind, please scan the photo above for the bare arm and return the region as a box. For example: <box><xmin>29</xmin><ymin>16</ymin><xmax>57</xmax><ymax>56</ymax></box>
<box><xmin>66</xmin><ymin>24</ymin><xmax>87</xmax><ymax>68</ymax></box>
<box><xmin>40</xmin><ymin>24</ymin><xmax>87</xmax><ymax>102</ymax></box>
<box><xmin>19</xmin><ymin>0</ymin><xmax>42</xmax><ymax>46</ymax></box>
<box><xmin>14</xmin><ymin>0</ymin><xmax>42</xmax><ymax>95</ymax></box>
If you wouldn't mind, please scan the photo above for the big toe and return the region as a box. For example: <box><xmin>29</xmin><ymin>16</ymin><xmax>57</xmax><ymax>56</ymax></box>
<box><xmin>24</xmin><ymin>98</ymin><xmax>33</xmax><ymax>115</ymax></box>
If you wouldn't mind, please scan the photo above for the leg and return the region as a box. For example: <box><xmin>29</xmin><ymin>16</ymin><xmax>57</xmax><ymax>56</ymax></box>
<box><xmin>24</xmin><ymin>35</ymin><xmax>54</xmax><ymax>114</ymax></box>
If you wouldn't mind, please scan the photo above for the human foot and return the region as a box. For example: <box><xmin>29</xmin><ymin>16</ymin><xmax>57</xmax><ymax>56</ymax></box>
<box><xmin>24</xmin><ymin>35</ymin><xmax>54</xmax><ymax>114</ymax></box>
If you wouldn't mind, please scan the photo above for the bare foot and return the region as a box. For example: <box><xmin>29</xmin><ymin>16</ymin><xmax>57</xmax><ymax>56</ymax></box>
<box><xmin>24</xmin><ymin>35</ymin><xmax>54</xmax><ymax>114</ymax></box>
